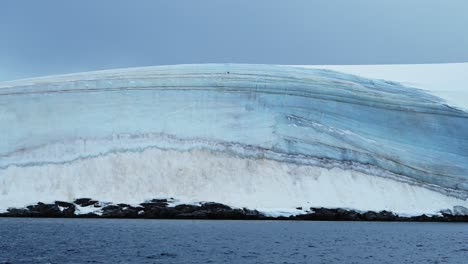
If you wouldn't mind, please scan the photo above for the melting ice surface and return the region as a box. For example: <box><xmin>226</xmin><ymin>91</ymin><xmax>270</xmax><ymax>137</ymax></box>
<box><xmin>0</xmin><ymin>64</ymin><xmax>467</xmax><ymax>215</ymax></box>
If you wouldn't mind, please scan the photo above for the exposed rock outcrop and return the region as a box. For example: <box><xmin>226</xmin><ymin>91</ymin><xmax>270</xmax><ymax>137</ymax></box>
<box><xmin>1</xmin><ymin>198</ymin><xmax>467</xmax><ymax>222</ymax></box>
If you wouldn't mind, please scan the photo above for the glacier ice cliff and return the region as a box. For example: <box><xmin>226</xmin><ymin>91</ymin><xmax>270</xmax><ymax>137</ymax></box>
<box><xmin>0</xmin><ymin>64</ymin><xmax>467</xmax><ymax>215</ymax></box>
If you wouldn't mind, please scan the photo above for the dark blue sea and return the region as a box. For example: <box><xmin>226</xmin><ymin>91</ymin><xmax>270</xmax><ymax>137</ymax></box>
<box><xmin>0</xmin><ymin>218</ymin><xmax>466</xmax><ymax>263</ymax></box>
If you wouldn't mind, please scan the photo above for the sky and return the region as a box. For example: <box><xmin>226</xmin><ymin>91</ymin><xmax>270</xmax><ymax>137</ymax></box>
<box><xmin>1</xmin><ymin>0</ymin><xmax>468</xmax><ymax>81</ymax></box>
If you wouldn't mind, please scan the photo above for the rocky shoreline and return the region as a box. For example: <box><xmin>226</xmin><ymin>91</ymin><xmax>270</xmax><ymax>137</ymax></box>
<box><xmin>1</xmin><ymin>198</ymin><xmax>467</xmax><ymax>222</ymax></box>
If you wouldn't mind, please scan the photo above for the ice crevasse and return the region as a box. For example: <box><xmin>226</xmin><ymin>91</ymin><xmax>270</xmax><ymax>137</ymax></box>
<box><xmin>0</xmin><ymin>64</ymin><xmax>467</xmax><ymax>216</ymax></box>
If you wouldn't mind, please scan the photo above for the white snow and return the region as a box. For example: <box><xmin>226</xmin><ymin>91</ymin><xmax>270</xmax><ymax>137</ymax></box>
<box><xmin>0</xmin><ymin>148</ymin><xmax>466</xmax><ymax>216</ymax></box>
<box><xmin>292</xmin><ymin>63</ymin><xmax>468</xmax><ymax>111</ymax></box>
<box><xmin>75</xmin><ymin>205</ymin><xmax>102</xmax><ymax>216</ymax></box>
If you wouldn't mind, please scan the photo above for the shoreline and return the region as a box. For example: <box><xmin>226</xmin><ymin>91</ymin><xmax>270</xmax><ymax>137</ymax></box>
<box><xmin>1</xmin><ymin>198</ymin><xmax>467</xmax><ymax>222</ymax></box>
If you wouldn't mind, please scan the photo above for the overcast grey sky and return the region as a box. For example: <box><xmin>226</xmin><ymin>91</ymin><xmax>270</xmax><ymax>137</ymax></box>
<box><xmin>1</xmin><ymin>0</ymin><xmax>467</xmax><ymax>81</ymax></box>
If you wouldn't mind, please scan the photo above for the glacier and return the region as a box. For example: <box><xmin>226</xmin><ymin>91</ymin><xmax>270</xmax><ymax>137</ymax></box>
<box><xmin>0</xmin><ymin>63</ymin><xmax>467</xmax><ymax>216</ymax></box>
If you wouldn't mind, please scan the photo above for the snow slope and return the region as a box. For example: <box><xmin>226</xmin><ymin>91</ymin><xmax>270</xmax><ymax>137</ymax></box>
<box><xmin>295</xmin><ymin>63</ymin><xmax>468</xmax><ymax>111</ymax></box>
<box><xmin>0</xmin><ymin>63</ymin><xmax>467</xmax><ymax>215</ymax></box>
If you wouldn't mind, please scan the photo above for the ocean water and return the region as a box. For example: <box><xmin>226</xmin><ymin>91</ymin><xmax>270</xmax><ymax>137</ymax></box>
<box><xmin>0</xmin><ymin>218</ymin><xmax>466</xmax><ymax>264</ymax></box>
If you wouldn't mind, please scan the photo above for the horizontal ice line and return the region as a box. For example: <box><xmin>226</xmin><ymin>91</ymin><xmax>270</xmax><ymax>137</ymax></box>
<box><xmin>1</xmin><ymin>139</ymin><xmax>466</xmax><ymax>200</ymax></box>
<box><xmin>0</xmin><ymin>85</ymin><xmax>464</xmax><ymax>117</ymax></box>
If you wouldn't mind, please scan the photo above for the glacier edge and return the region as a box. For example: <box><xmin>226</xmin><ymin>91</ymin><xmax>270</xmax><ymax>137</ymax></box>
<box><xmin>0</xmin><ymin>63</ymin><xmax>467</xmax><ymax>215</ymax></box>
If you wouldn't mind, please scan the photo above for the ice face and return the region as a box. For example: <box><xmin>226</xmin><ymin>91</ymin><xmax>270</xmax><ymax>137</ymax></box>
<box><xmin>0</xmin><ymin>64</ymin><xmax>467</xmax><ymax>214</ymax></box>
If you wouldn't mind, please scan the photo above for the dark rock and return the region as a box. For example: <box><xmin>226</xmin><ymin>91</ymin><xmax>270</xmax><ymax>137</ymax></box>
<box><xmin>296</xmin><ymin>208</ymin><xmax>369</xmax><ymax>221</ymax></box>
<box><xmin>25</xmin><ymin>202</ymin><xmax>62</xmax><ymax>217</ymax></box>
<box><xmin>101</xmin><ymin>205</ymin><xmax>123</xmax><ymax>217</ymax></box>
<box><xmin>200</xmin><ymin>202</ymin><xmax>232</xmax><ymax>211</ymax></box>
<box><xmin>150</xmin><ymin>198</ymin><xmax>169</xmax><ymax>203</ymax></box>
<box><xmin>173</xmin><ymin>204</ymin><xmax>199</xmax><ymax>213</ymax></box>
<box><xmin>211</xmin><ymin>208</ymin><xmax>255</xmax><ymax>220</ymax></box>
<box><xmin>138</xmin><ymin>202</ymin><xmax>264</xmax><ymax>220</ymax></box>
<box><xmin>101</xmin><ymin>204</ymin><xmax>143</xmax><ymax>218</ymax></box>
<box><xmin>333</xmin><ymin>208</ymin><xmax>357</xmax><ymax>221</ymax></box>
<box><xmin>292</xmin><ymin>208</ymin><xmax>468</xmax><ymax>222</ymax></box>
<box><xmin>74</xmin><ymin>198</ymin><xmax>98</xmax><ymax>207</ymax></box>
<box><xmin>409</xmin><ymin>214</ymin><xmax>432</xmax><ymax>222</ymax></box>
<box><xmin>55</xmin><ymin>201</ymin><xmax>76</xmax><ymax>217</ymax></box>
<box><xmin>144</xmin><ymin>207</ymin><xmax>177</xmax><ymax>218</ymax></box>
<box><xmin>374</xmin><ymin>210</ymin><xmax>398</xmax><ymax>221</ymax></box>
<box><xmin>140</xmin><ymin>200</ymin><xmax>169</xmax><ymax>209</ymax></box>
<box><xmin>102</xmin><ymin>205</ymin><xmax>121</xmax><ymax>211</ymax></box>
<box><xmin>140</xmin><ymin>201</ymin><xmax>169</xmax><ymax>208</ymax></box>
<box><xmin>242</xmin><ymin>208</ymin><xmax>263</xmax><ymax>219</ymax></box>
<box><xmin>75</xmin><ymin>213</ymin><xmax>100</xmax><ymax>218</ymax></box>
<box><xmin>55</xmin><ymin>201</ymin><xmax>74</xmax><ymax>208</ymax></box>
<box><xmin>1</xmin><ymin>197</ymin><xmax>466</xmax><ymax>222</ymax></box>
<box><xmin>445</xmin><ymin>215</ymin><xmax>468</xmax><ymax>222</ymax></box>
<box><xmin>361</xmin><ymin>211</ymin><xmax>379</xmax><ymax>221</ymax></box>
<box><xmin>5</xmin><ymin>208</ymin><xmax>31</xmax><ymax>217</ymax></box>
